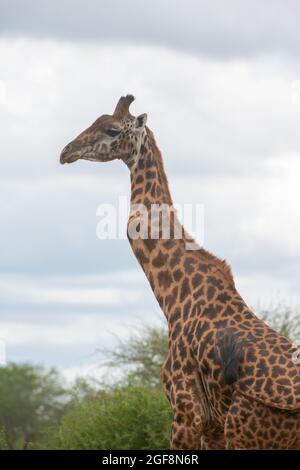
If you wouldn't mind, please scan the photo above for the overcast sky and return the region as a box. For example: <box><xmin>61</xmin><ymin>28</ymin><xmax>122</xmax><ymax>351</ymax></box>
<box><xmin>0</xmin><ymin>0</ymin><xmax>300</xmax><ymax>381</ymax></box>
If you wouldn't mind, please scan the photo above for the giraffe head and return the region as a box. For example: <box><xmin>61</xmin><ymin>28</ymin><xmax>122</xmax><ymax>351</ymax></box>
<box><xmin>60</xmin><ymin>95</ymin><xmax>147</xmax><ymax>166</ymax></box>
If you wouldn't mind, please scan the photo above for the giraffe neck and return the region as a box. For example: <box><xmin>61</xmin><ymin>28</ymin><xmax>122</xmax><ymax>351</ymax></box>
<box><xmin>127</xmin><ymin>127</ymin><xmax>189</xmax><ymax>321</ymax></box>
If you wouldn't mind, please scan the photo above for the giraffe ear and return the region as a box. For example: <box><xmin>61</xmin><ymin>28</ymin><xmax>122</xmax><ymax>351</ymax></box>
<box><xmin>136</xmin><ymin>113</ymin><xmax>147</xmax><ymax>129</ymax></box>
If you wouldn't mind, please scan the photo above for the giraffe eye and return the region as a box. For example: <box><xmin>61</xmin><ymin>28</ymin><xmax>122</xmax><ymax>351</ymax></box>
<box><xmin>105</xmin><ymin>128</ymin><xmax>121</xmax><ymax>138</ymax></box>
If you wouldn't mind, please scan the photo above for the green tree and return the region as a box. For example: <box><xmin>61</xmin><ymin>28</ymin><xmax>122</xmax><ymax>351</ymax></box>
<box><xmin>0</xmin><ymin>363</ymin><xmax>68</xmax><ymax>449</ymax></box>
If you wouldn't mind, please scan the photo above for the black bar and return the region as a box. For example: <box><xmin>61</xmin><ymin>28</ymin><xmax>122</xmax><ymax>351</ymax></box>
<box><xmin>0</xmin><ymin>450</ymin><xmax>299</xmax><ymax>467</ymax></box>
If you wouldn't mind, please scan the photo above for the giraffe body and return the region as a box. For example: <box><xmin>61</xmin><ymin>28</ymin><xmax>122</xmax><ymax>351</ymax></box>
<box><xmin>60</xmin><ymin>95</ymin><xmax>300</xmax><ymax>449</ymax></box>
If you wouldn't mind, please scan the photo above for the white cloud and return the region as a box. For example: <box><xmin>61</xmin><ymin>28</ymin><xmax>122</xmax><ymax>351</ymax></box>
<box><xmin>239</xmin><ymin>155</ymin><xmax>300</xmax><ymax>255</ymax></box>
<box><xmin>0</xmin><ymin>274</ymin><xmax>145</xmax><ymax>306</ymax></box>
<box><xmin>173</xmin><ymin>153</ymin><xmax>300</xmax><ymax>272</ymax></box>
<box><xmin>236</xmin><ymin>273</ymin><xmax>300</xmax><ymax>312</ymax></box>
<box><xmin>0</xmin><ymin>313</ymin><xmax>133</xmax><ymax>347</ymax></box>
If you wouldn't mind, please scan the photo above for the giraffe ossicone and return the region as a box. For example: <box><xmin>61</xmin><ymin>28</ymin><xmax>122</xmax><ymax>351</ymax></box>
<box><xmin>60</xmin><ymin>95</ymin><xmax>300</xmax><ymax>450</ymax></box>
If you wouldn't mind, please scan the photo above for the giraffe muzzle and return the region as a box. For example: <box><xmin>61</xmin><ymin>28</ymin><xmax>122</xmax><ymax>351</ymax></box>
<box><xmin>60</xmin><ymin>143</ymin><xmax>80</xmax><ymax>164</ymax></box>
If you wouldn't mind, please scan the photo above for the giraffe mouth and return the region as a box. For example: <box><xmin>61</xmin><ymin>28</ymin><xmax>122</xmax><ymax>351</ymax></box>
<box><xmin>81</xmin><ymin>154</ymin><xmax>113</xmax><ymax>162</ymax></box>
<box><xmin>60</xmin><ymin>153</ymin><xmax>80</xmax><ymax>164</ymax></box>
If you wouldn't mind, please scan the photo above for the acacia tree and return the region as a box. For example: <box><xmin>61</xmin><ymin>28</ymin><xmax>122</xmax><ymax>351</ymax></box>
<box><xmin>102</xmin><ymin>324</ymin><xmax>168</xmax><ymax>388</ymax></box>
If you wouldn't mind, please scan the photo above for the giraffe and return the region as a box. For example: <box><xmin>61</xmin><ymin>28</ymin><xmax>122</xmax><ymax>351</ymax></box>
<box><xmin>60</xmin><ymin>95</ymin><xmax>300</xmax><ymax>450</ymax></box>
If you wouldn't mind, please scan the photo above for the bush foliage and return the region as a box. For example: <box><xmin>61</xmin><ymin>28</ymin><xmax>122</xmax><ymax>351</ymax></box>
<box><xmin>46</xmin><ymin>386</ymin><xmax>171</xmax><ymax>450</ymax></box>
